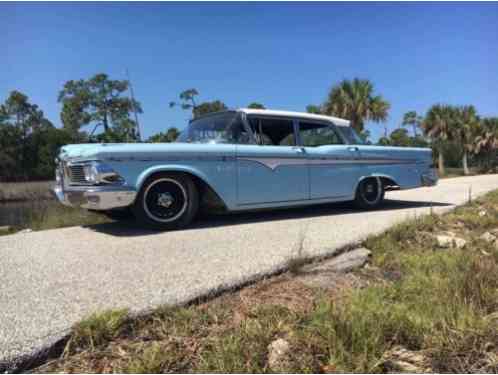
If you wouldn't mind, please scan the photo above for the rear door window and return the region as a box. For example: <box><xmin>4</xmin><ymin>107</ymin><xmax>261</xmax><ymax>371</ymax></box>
<box><xmin>248</xmin><ymin>117</ymin><xmax>296</xmax><ymax>146</ymax></box>
<box><xmin>299</xmin><ymin>121</ymin><xmax>343</xmax><ymax>147</ymax></box>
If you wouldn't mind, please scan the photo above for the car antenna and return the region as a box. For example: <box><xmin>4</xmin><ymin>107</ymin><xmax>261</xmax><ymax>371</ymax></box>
<box><xmin>126</xmin><ymin>68</ymin><xmax>142</xmax><ymax>142</ymax></box>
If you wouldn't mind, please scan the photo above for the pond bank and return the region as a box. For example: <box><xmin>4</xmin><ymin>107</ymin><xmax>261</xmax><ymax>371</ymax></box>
<box><xmin>0</xmin><ymin>181</ymin><xmax>54</xmax><ymax>203</ymax></box>
<box><xmin>0</xmin><ymin>181</ymin><xmax>112</xmax><ymax>234</ymax></box>
<box><xmin>0</xmin><ymin>199</ymin><xmax>110</xmax><ymax>234</ymax></box>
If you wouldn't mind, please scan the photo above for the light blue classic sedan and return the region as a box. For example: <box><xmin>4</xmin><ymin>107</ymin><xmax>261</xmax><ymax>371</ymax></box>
<box><xmin>54</xmin><ymin>109</ymin><xmax>437</xmax><ymax>229</ymax></box>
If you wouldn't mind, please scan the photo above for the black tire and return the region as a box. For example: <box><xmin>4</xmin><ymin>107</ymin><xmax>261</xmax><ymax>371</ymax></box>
<box><xmin>132</xmin><ymin>172</ymin><xmax>199</xmax><ymax>230</ymax></box>
<box><xmin>354</xmin><ymin>177</ymin><xmax>385</xmax><ymax>209</ymax></box>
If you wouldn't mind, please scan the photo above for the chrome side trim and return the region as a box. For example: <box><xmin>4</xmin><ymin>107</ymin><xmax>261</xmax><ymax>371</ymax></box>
<box><xmin>238</xmin><ymin>157</ymin><xmax>308</xmax><ymax>170</ymax></box>
<box><xmin>104</xmin><ymin>155</ymin><xmax>236</xmax><ymax>163</ymax></box>
<box><xmin>237</xmin><ymin>194</ymin><xmax>350</xmax><ymax>206</ymax></box>
<box><xmin>238</xmin><ymin>157</ymin><xmax>417</xmax><ymax>171</ymax></box>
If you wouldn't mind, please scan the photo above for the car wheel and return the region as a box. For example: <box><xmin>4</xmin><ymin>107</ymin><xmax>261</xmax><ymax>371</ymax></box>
<box><xmin>133</xmin><ymin>172</ymin><xmax>199</xmax><ymax>230</ymax></box>
<box><xmin>354</xmin><ymin>177</ymin><xmax>385</xmax><ymax>209</ymax></box>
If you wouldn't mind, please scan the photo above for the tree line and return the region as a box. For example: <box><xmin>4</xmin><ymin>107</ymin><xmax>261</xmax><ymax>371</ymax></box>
<box><xmin>307</xmin><ymin>78</ymin><xmax>498</xmax><ymax>176</ymax></box>
<box><xmin>1</xmin><ymin>74</ymin><xmax>496</xmax><ymax>181</ymax></box>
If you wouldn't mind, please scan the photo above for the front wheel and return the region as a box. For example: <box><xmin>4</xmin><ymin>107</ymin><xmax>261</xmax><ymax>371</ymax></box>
<box><xmin>132</xmin><ymin>173</ymin><xmax>199</xmax><ymax>230</ymax></box>
<box><xmin>354</xmin><ymin>177</ymin><xmax>385</xmax><ymax>209</ymax></box>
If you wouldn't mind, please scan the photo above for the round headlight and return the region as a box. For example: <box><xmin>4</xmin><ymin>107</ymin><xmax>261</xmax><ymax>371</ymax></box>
<box><xmin>83</xmin><ymin>163</ymin><xmax>98</xmax><ymax>183</ymax></box>
<box><xmin>82</xmin><ymin>162</ymin><xmax>124</xmax><ymax>185</ymax></box>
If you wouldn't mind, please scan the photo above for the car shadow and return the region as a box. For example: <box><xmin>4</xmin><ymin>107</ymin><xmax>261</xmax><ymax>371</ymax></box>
<box><xmin>84</xmin><ymin>199</ymin><xmax>452</xmax><ymax>237</ymax></box>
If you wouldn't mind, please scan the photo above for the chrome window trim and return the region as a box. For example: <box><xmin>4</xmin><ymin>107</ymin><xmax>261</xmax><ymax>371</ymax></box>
<box><xmin>296</xmin><ymin>119</ymin><xmax>347</xmax><ymax>146</ymax></box>
<box><xmin>240</xmin><ymin>111</ymin><xmax>349</xmax><ymax>147</ymax></box>
<box><xmin>243</xmin><ymin>113</ymin><xmax>299</xmax><ymax>146</ymax></box>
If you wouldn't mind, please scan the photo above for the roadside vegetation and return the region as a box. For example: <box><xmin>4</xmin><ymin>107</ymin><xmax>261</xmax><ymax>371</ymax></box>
<box><xmin>0</xmin><ymin>200</ymin><xmax>109</xmax><ymax>236</ymax></box>
<box><xmin>0</xmin><ymin>180</ymin><xmax>53</xmax><ymax>202</ymax></box>
<box><xmin>1</xmin><ymin>76</ymin><xmax>497</xmax><ymax>185</ymax></box>
<box><xmin>33</xmin><ymin>190</ymin><xmax>498</xmax><ymax>373</ymax></box>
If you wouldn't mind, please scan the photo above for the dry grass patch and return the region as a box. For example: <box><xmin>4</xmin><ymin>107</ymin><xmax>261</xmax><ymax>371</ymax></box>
<box><xmin>239</xmin><ymin>277</ymin><xmax>317</xmax><ymax>314</ymax></box>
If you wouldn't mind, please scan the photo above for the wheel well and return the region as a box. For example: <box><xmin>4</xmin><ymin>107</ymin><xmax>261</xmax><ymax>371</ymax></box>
<box><xmin>357</xmin><ymin>176</ymin><xmax>399</xmax><ymax>192</ymax></box>
<box><xmin>142</xmin><ymin>171</ymin><xmax>227</xmax><ymax>212</ymax></box>
<box><xmin>379</xmin><ymin>176</ymin><xmax>400</xmax><ymax>191</ymax></box>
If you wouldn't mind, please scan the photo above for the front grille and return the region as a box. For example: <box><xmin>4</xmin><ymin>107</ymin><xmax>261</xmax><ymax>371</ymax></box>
<box><xmin>66</xmin><ymin>164</ymin><xmax>88</xmax><ymax>185</ymax></box>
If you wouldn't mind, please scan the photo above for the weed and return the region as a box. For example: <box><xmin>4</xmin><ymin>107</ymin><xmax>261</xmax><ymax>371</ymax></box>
<box><xmin>286</xmin><ymin>227</ymin><xmax>310</xmax><ymax>275</ymax></box>
<box><xmin>120</xmin><ymin>342</ymin><xmax>187</xmax><ymax>373</ymax></box>
<box><xmin>65</xmin><ymin>309</ymin><xmax>129</xmax><ymax>354</ymax></box>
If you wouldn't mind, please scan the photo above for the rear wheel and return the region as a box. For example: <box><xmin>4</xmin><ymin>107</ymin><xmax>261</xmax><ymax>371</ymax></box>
<box><xmin>133</xmin><ymin>173</ymin><xmax>199</xmax><ymax>230</ymax></box>
<box><xmin>354</xmin><ymin>177</ymin><xmax>385</xmax><ymax>209</ymax></box>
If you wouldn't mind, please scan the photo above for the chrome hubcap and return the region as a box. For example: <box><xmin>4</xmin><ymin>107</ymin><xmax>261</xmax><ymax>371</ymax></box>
<box><xmin>361</xmin><ymin>177</ymin><xmax>381</xmax><ymax>204</ymax></box>
<box><xmin>157</xmin><ymin>192</ymin><xmax>174</xmax><ymax>208</ymax></box>
<box><xmin>143</xmin><ymin>178</ymin><xmax>188</xmax><ymax>223</ymax></box>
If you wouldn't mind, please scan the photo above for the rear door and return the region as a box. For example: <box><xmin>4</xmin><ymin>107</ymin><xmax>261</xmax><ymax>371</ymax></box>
<box><xmin>298</xmin><ymin>120</ymin><xmax>361</xmax><ymax>199</ymax></box>
<box><xmin>236</xmin><ymin>116</ymin><xmax>308</xmax><ymax>205</ymax></box>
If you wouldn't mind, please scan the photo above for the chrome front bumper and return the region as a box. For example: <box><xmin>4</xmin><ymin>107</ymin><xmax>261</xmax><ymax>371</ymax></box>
<box><xmin>53</xmin><ymin>184</ymin><xmax>137</xmax><ymax>211</ymax></box>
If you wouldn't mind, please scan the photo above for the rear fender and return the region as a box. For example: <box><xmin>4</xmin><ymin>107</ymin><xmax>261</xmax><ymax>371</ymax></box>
<box><xmin>354</xmin><ymin>173</ymin><xmax>400</xmax><ymax>193</ymax></box>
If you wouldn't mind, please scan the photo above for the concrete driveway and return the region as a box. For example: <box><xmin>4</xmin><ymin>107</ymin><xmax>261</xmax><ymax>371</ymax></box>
<box><xmin>1</xmin><ymin>174</ymin><xmax>497</xmax><ymax>371</ymax></box>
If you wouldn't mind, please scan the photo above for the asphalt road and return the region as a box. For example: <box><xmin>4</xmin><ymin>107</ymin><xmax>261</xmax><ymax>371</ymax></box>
<box><xmin>1</xmin><ymin>175</ymin><xmax>497</xmax><ymax>370</ymax></box>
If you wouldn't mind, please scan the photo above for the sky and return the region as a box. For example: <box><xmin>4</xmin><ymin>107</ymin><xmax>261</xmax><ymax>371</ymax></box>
<box><xmin>2</xmin><ymin>2</ymin><xmax>498</xmax><ymax>141</ymax></box>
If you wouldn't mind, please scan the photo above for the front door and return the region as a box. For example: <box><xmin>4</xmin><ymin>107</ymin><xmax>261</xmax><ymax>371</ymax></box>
<box><xmin>298</xmin><ymin>120</ymin><xmax>361</xmax><ymax>199</ymax></box>
<box><xmin>237</xmin><ymin>117</ymin><xmax>308</xmax><ymax>205</ymax></box>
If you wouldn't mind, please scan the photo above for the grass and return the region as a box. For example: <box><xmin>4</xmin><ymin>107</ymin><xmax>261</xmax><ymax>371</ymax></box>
<box><xmin>65</xmin><ymin>310</ymin><xmax>129</xmax><ymax>353</ymax></box>
<box><xmin>26</xmin><ymin>202</ymin><xmax>110</xmax><ymax>231</ymax></box>
<box><xmin>33</xmin><ymin>190</ymin><xmax>498</xmax><ymax>373</ymax></box>
<box><xmin>0</xmin><ymin>180</ymin><xmax>53</xmax><ymax>202</ymax></box>
<box><xmin>0</xmin><ymin>199</ymin><xmax>110</xmax><ymax>236</ymax></box>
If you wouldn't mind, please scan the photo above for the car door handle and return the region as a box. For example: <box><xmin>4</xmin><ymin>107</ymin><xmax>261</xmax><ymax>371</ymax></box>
<box><xmin>293</xmin><ymin>147</ymin><xmax>305</xmax><ymax>153</ymax></box>
<box><xmin>348</xmin><ymin>146</ymin><xmax>359</xmax><ymax>152</ymax></box>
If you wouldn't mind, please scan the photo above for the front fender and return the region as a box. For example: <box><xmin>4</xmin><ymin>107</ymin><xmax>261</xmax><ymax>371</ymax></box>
<box><xmin>136</xmin><ymin>164</ymin><xmax>212</xmax><ymax>191</ymax></box>
<box><xmin>134</xmin><ymin>164</ymin><xmax>236</xmax><ymax>209</ymax></box>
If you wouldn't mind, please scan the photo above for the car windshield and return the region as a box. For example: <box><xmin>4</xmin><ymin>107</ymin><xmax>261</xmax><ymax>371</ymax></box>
<box><xmin>177</xmin><ymin>112</ymin><xmax>243</xmax><ymax>144</ymax></box>
<box><xmin>336</xmin><ymin>126</ymin><xmax>366</xmax><ymax>145</ymax></box>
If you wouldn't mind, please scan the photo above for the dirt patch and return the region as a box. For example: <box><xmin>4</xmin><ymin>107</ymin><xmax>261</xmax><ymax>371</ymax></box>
<box><xmin>239</xmin><ymin>276</ymin><xmax>317</xmax><ymax>314</ymax></box>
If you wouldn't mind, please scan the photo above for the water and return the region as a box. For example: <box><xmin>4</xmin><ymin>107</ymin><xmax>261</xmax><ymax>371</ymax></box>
<box><xmin>0</xmin><ymin>199</ymin><xmax>58</xmax><ymax>227</ymax></box>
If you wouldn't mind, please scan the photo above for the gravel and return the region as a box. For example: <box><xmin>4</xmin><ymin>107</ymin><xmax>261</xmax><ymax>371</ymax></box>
<box><xmin>1</xmin><ymin>174</ymin><xmax>497</xmax><ymax>371</ymax></box>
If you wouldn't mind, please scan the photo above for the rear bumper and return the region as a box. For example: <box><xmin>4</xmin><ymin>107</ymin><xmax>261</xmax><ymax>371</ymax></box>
<box><xmin>421</xmin><ymin>169</ymin><xmax>438</xmax><ymax>187</ymax></box>
<box><xmin>52</xmin><ymin>184</ymin><xmax>136</xmax><ymax>211</ymax></box>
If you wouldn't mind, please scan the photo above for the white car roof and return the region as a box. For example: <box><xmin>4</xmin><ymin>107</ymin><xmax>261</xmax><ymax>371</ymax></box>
<box><xmin>238</xmin><ymin>108</ymin><xmax>350</xmax><ymax>127</ymax></box>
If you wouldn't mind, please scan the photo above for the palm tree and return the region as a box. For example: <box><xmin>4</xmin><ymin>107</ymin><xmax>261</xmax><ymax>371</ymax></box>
<box><xmin>422</xmin><ymin>104</ymin><xmax>455</xmax><ymax>175</ymax></box>
<box><xmin>453</xmin><ymin>105</ymin><xmax>480</xmax><ymax>175</ymax></box>
<box><xmin>247</xmin><ymin>102</ymin><xmax>266</xmax><ymax>109</ymax></box>
<box><xmin>475</xmin><ymin>117</ymin><xmax>498</xmax><ymax>171</ymax></box>
<box><xmin>305</xmin><ymin>104</ymin><xmax>322</xmax><ymax>114</ymax></box>
<box><xmin>402</xmin><ymin>111</ymin><xmax>423</xmax><ymax>137</ymax></box>
<box><xmin>323</xmin><ymin>78</ymin><xmax>390</xmax><ymax>133</ymax></box>
<box><xmin>475</xmin><ymin>117</ymin><xmax>498</xmax><ymax>151</ymax></box>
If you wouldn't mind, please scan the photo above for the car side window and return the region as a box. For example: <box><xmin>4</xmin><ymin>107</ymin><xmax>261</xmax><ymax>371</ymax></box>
<box><xmin>229</xmin><ymin>116</ymin><xmax>253</xmax><ymax>144</ymax></box>
<box><xmin>248</xmin><ymin>117</ymin><xmax>296</xmax><ymax>146</ymax></box>
<box><xmin>299</xmin><ymin>121</ymin><xmax>343</xmax><ymax>147</ymax></box>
